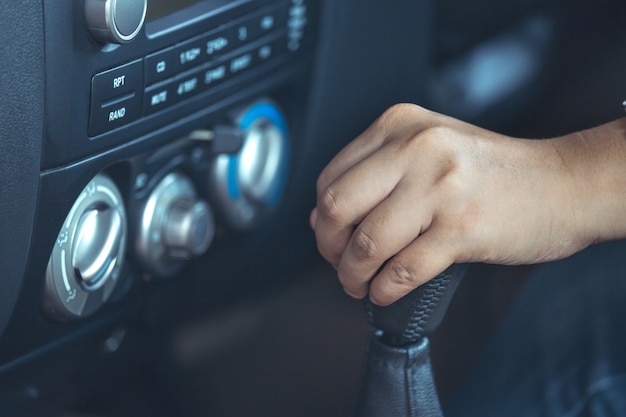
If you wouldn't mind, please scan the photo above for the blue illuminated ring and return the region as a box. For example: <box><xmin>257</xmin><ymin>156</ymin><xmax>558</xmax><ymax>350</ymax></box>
<box><xmin>226</xmin><ymin>102</ymin><xmax>290</xmax><ymax>207</ymax></box>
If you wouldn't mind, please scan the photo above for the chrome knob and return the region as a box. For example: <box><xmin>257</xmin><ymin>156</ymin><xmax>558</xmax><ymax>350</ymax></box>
<box><xmin>44</xmin><ymin>174</ymin><xmax>127</xmax><ymax>320</ymax></box>
<box><xmin>85</xmin><ymin>0</ymin><xmax>147</xmax><ymax>44</ymax></box>
<box><xmin>72</xmin><ymin>206</ymin><xmax>123</xmax><ymax>290</ymax></box>
<box><xmin>163</xmin><ymin>198</ymin><xmax>214</xmax><ymax>259</ymax></box>
<box><xmin>136</xmin><ymin>172</ymin><xmax>215</xmax><ymax>278</ymax></box>
<box><xmin>238</xmin><ymin>120</ymin><xmax>285</xmax><ymax>204</ymax></box>
<box><xmin>209</xmin><ymin>100</ymin><xmax>290</xmax><ymax>231</ymax></box>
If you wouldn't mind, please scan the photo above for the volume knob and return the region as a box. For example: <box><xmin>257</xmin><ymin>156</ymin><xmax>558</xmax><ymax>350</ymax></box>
<box><xmin>85</xmin><ymin>0</ymin><xmax>147</xmax><ymax>44</ymax></box>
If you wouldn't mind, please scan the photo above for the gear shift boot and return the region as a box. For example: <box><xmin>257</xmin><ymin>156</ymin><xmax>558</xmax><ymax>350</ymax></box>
<box><xmin>354</xmin><ymin>335</ymin><xmax>442</xmax><ymax>417</ymax></box>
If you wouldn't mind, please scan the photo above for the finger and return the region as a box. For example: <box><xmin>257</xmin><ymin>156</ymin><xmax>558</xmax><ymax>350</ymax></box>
<box><xmin>368</xmin><ymin>226</ymin><xmax>456</xmax><ymax>306</ymax></box>
<box><xmin>316</xmin><ymin>104</ymin><xmax>437</xmax><ymax>195</ymax></box>
<box><xmin>316</xmin><ymin>120</ymin><xmax>388</xmax><ymax>196</ymax></box>
<box><xmin>309</xmin><ymin>208</ymin><xmax>318</xmax><ymax>231</ymax></box>
<box><xmin>314</xmin><ymin>146</ymin><xmax>407</xmax><ymax>267</ymax></box>
<box><xmin>336</xmin><ymin>180</ymin><xmax>435</xmax><ymax>299</ymax></box>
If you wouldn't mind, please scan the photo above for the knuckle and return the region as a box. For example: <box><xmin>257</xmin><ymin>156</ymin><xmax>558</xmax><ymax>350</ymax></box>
<box><xmin>384</xmin><ymin>103</ymin><xmax>422</xmax><ymax>118</ymax></box>
<box><xmin>377</xmin><ymin>103</ymin><xmax>422</xmax><ymax>129</ymax></box>
<box><xmin>394</xmin><ymin>126</ymin><xmax>455</xmax><ymax>163</ymax></box>
<box><xmin>317</xmin><ymin>186</ymin><xmax>344</xmax><ymax>225</ymax></box>
<box><xmin>351</xmin><ymin>228</ymin><xmax>382</xmax><ymax>262</ymax></box>
<box><xmin>385</xmin><ymin>259</ymin><xmax>420</xmax><ymax>288</ymax></box>
<box><xmin>418</xmin><ymin>126</ymin><xmax>455</xmax><ymax>153</ymax></box>
<box><xmin>315</xmin><ymin>170</ymin><xmax>333</xmax><ymax>198</ymax></box>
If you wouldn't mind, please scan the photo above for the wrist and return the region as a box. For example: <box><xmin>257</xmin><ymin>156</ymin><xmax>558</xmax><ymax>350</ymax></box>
<box><xmin>550</xmin><ymin>119</ymin><xmax>626</xmax><ymax>247</ymax></box>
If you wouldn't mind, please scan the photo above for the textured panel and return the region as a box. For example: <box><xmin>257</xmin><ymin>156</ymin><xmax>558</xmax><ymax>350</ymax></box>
<box><xmin>0</xmin><ymin>0</ymin><xmax>44</xmax><ymax>337</ymax></box>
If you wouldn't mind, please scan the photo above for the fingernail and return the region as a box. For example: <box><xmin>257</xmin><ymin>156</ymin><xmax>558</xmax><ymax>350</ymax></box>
<box><xmin>368</xmin><ymin>295</ymin><xmax>381</xmax><ymax>306</ymax></box>
<box><xmin>343</xmin><ymin>287</ymin><xmax>363</xmax><ymax>299</ymax></box>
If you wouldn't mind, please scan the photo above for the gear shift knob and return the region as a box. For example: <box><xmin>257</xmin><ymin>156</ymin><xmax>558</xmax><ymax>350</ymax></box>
<box><xmin>365</xmin><ymin>264</ymin><xmax>467</xmax><ymax>346</ymax></box>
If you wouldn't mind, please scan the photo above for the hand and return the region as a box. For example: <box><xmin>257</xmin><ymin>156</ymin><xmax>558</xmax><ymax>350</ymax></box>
<box><xmin>311</xmin><ymin>104</ymin><xmax>593</xmax><ymax>306</ymax></box>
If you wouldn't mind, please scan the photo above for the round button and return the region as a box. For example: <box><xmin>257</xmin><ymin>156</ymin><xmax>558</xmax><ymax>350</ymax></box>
<box><xmin>85</xmin><ymin>0</ymin><xmax>147</xmax><ymax>44</ymax></box>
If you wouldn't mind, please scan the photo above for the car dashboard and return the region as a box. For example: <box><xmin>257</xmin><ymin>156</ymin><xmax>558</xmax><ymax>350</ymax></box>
<box><xmin>1</xmin><ymin>0</ymin><xmax>626</xmax><ymax>416</ymax></box>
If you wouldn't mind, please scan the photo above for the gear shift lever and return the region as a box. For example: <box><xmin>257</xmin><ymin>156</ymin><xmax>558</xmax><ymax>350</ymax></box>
<box><xmin>353</xmin><ymin>264</ymin><xmax>467</xmax><ymax>417</ymax></box>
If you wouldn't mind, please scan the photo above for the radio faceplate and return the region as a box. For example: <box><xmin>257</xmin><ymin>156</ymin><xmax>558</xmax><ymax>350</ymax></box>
<box><xmin>42</xmin><ymin>0</ymin><xmax>314</xmax><ymax>170</ymax></box>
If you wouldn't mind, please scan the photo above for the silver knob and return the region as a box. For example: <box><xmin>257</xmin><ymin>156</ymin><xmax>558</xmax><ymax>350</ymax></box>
<box><xmin>163</xmin><ymin>198</ymin><xmax>214</xmax><ymax>259</ymax></box>
<box><xmin>136</xmin><ymin>172</ymin><xmax>215</xmax><ymax>278</ymax></box>
<box><xmin>44</xmin><ymin>174</ymin><xmax>127</xmax><ymax>320</ymax></box>
<box><xmin>72</xmin><ymin>206</ymin><xmax>123</xmax><ymax>290</ymax></box>
<box><xmin>209</xmin><ymin>100</ymin><xmax>290</xmax><ymax>231</ymax></box>
<box><xmin>85</xmin><ymin>0</ymin><xmax>147</xmax><ymax>44</ymax></box>
<box><xmin>237</xmin><ymin>121</ymin><xmax>285</xmax><ymax>204</ymax></box>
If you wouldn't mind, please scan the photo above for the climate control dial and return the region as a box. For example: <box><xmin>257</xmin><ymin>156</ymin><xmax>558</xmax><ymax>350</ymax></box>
<box><xmin>136</xmin><ymin>172</ymin><xmax>215</xmax><ymax>278</ymax></box>
<box><xmin>209</xmin><ymin>100</ymin><xmax>290</xmax><ymax>231</ymax></box>
<box><xmin>44</xmin><ymin>174</ymin><xmax>127</xmax><ymax>320</ymax></box>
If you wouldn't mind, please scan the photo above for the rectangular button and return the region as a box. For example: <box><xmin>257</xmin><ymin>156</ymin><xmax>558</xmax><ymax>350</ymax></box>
<box><xmin>89</xmin><ymin>93</ymin><xmax>141</xmax><ymax>136</ymax></box>
<box><xmin>175</xmin><ymin>68</ymin><xmax>205</xmax><ymax>100</ymax></box>
<box><xmin>204</xmin><ymin>28</ymin><xmax>233</xmax><ymax>60</ymax></box>
<box><xmin>202</xmin><ymin>63</ymin><xmax>229</xmax><ymax>89</ymax></box>
<box><xmin>143</xmin><ymin>80</ymin><xmax>179</xmax><ymax>116</ymax></box>
<box><xmin>177</xmin><ymin>36</ymin><xmax>207</xmax><ymax>70</ymax></box>
<box><xmin>92</xmin><ymin>60</ymin><xmax>143</xmax><ymax>103</ymax></box>
<box><xmin>145</xmin><ymin>47</ymin><xmax>178</xmax><ymax>85</ymax></box>
<box><xmin>228</xmin><ymin>52</ymin><xmax>254</xmax><ymax>75</ymax></box>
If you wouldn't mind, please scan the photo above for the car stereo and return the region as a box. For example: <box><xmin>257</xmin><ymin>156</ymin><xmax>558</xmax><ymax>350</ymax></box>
<box><xmin>42</xmin><ymin>0</ymin><xmax>313</xmax><ymax>168</ymax></box>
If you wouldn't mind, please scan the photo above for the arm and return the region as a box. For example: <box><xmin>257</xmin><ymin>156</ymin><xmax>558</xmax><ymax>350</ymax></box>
<box><xmin>311</xmin><ymin>103</ymin><xmax>626</xmax><ymax>306</ymax></box>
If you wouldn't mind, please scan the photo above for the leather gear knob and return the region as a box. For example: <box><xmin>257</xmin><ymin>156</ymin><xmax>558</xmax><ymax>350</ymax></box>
<box><xmin>364</xmin><ymin>264</ymin><xmax>467</xmax><ymax>347</ymax></box>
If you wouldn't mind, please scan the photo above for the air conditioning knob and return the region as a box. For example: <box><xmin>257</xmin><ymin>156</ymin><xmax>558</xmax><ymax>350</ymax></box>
<box><xmin>209</xmin><ymin>100</ymin><xmax>290</xmax><ymax>231</ymax></box>
<box><xmin>163</xmin><ymin>198</ymin><xmax>214</xmax><ymax>259</ymax></box>
<box><xmin>44</xmin><ymin>174</ymin><xmax>127</xmax><ymax>320</ymax></box>
<box><xmin>72</xmin><ymin>206</ymin><xmax>123</xmax><ymax>290</ymax></box>
<box><xmin>136</xmin><ymin>172</ymin><xmax>215</xmax><ymax>278</ymax></box>
<box><xmin>85</xmin><ymin>0</ymin><xmax>147</xmax><ymax>44</ymax></box>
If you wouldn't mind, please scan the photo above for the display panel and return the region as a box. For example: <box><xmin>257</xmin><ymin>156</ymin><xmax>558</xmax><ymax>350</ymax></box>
<box><xmin>146</xmin><ymin>0</ymin><xmax>205</xmax><ymax>22</ymax></box>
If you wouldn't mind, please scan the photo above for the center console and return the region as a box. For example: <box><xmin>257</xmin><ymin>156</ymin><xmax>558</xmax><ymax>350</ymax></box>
<box><xmin>0</xmin><ymin>0</ymin><xmax>318</xmax><ymax>388</ymax></box>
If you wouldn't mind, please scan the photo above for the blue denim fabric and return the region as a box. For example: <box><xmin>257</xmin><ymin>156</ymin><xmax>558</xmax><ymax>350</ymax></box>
<box><xmin>446</xmin><ymin>240</ymin><xmax>626</xmax><ymax>417</ymax></box>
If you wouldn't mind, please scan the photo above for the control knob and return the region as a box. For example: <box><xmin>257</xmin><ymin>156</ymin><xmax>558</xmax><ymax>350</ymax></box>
<box><xmin>72</xmin><ymin>205</ymin><xmax>123</xmax><ymax>291</ymax></box>
<box><xmin>208</xmin><ymin>100</ymin><xmax>290</xmax><ymax>231</ymax></box>
<box><xmin>44</xmin><ymin>174</ymin><xmax>127</xmax><ymax>320</ymax></box>
<box><xmin>163</xmin><ymin>198</ymin><xmax>214</xmax><ymax>260</ymax></box>
<box><xmin>136</xmin><ymin>172</ymin><xmax>215</xmax><ymax>278</ymax></box>
<box><xmin>85</xmin><ymin>0</ymin><xmax>147</xmax><ymax>44</ymax></box>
